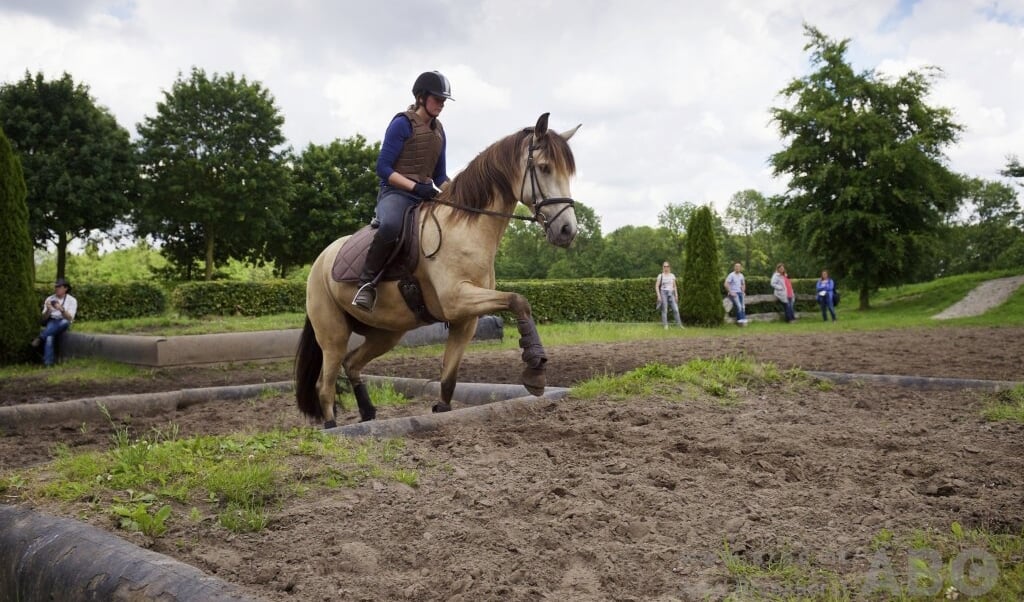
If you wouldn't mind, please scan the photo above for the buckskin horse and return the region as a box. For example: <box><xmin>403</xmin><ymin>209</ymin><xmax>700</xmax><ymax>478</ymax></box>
<box><xmin>295</xmin><ymin>113</ymin><xmax>580</xmax><ymax>428</ymax></box>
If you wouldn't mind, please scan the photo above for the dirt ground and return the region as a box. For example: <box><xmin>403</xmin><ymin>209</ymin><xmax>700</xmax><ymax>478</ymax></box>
<box><xmin>2</xmin><ymin>325</ymin><xmax>1023</xmax><ymax>600</ymax></box>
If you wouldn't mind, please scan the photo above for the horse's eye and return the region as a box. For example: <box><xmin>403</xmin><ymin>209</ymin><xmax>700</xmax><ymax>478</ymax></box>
<box><xmin>539</xmin><ymin>163</ymin><xmax>551</xmax><ymax>175</ymax></box>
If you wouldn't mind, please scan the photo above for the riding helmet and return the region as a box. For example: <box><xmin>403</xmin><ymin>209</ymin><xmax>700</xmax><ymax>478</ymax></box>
<box><xmin>412</xmin><ymin>71</ymin><xmax>454</xmax><ymax>101</ymax></box>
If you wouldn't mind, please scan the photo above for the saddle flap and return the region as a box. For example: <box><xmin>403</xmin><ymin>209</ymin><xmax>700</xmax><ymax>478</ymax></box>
<box><xmin>331</xmin><ymin>206</ymin><xmax>421</xmax><ymax>284</ymax></box>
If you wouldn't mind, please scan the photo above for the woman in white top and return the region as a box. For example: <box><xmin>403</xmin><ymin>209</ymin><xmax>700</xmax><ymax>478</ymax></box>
<box><xmin>655</xmin><ymin>261</ymin><xmax>684</xmax><ymax>329</ymax></box>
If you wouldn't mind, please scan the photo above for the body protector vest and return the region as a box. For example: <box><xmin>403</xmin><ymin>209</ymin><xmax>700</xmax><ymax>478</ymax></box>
<box><xmin>391</xmin><ymin>110</ymin><xmax>445</xmax><ymax>184</ymax></box>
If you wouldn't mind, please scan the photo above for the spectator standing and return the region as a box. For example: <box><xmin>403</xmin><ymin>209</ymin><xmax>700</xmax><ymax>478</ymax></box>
<box><xmin>815</xmin><ymin>269</ymin><xmax>837</xmax><ymax>322</ymax></box>
<box><xmin>725</xmin><ymin>262</ymin><xmax>747</xmax><ymax>325</ymax></box>
<box><xmin>771</xmin><ymin>263</ymin><xmax>796</xmax><ymax>323</ymax></box>
<box><xmin>655</xmin><ymin>261</ymin><xmax>684</xmax><ymax>329</ymax></box>
<box><xmin>32</xmin><ymin>277</ymin><xmax>78</xmax><ymax>366</ymax></box>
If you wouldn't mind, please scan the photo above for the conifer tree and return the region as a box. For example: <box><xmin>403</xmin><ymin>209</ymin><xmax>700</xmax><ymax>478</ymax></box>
<box><xmin>680</xmin><ymin>205</ymin><xmax>724</xmax><ymax>326</ymax></box>
<box><xmin>0</xmin><ymin>125</ymin><xmax>38</xmax><ymax>364</ymax></box>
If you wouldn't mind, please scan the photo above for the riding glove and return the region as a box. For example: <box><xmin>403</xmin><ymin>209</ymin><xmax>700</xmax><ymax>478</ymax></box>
<box><xmin>412</xmin><ymin>182</ymin><xmax>439</xmax><ymax>200</ymax></box>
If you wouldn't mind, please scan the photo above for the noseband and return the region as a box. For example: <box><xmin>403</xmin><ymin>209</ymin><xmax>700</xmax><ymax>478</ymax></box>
<box><xmin>518</xmin><ymin>137</ymin><xmax>575</xmax><ymax>233</ymax></box>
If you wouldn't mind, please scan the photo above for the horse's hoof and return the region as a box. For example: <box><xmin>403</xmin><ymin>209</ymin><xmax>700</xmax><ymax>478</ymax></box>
<box><xmin>432</xmin><ymin>402</ymin><xmax>452</xmax><ymax>413</ymax></box>
<box><xmin>522</xmin><ymin>367</ymin><xmax>546</xmax><ymax>397</ymax></box>
<box><xmin>359</xmin><ymin>409</ymin><xmax>376</xmax><ymax>422</ymax></box>
<box><xmin>323</xmin><ymin>420</ymin><xmax>337</xmax><ymax>429</ymax></box>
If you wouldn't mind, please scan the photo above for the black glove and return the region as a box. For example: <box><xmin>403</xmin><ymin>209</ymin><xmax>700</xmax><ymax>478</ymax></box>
<box><xmin>412</xmin><ymin>182</ymin><xmax>439</xmax><ymax>200</ymax></box>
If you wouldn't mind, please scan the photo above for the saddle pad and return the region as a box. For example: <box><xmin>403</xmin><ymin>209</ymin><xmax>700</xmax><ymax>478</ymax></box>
<box><xmin>330</xmin><ymin>207</ymin><xmax>422</xmax><ymax>284</ymax></box>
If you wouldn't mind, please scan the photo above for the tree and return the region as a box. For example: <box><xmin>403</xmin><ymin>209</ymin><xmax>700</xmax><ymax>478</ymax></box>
<box><xmin>272</xmin><ymin>136</ymin><xmax>380</xmax><ymax>277</ymax></box>
<box><xmin>679</xmin><ymin>206</ymin><xmax>724</xmax><ymax>326</ymax></box>
<box><xmin>933</xmin><ymin>178</ymin><xmax>1022</xmax><ymax>275</ymax></box>
<box><xmin>1002</xmin><ymin>156</ymin><xmax>1024</xmax><ymax>185</ymax></box>
<box><xmin>769</xmin><ymin>26</ymin><xmax>963</xmax><ymax>309</ymax></box>
<box><xmin>657</xmin><ymin>201</ymin><xmax>698</xmax><ymax>260</ymax></box>
<box><xmin>0</xmin><ymin>125</ymin><xmax>38</xmax><ymax>364</ymax></box>
<box><xmin>0</xmin><ymin>72</ymin><xmax>137</xmax><ymax>279</ymax></box>
<box><xmin>592</xmin><ymin>225</ymin><xmax>675</xmax><ymax>279</ymax></box>
<box><xmin>724</xmin><ymin>189</ymin><xmax>771</xmax><ymax>272</ymax></box>
<box><xmin>495</xmin><ymin>201</ymin><xmax>604</xmax><ymax>279</ymax></box>
<box><xmin>135</xmin><ymin>68</ymin><xmax>292</xmax><ymax>280</ymax></box>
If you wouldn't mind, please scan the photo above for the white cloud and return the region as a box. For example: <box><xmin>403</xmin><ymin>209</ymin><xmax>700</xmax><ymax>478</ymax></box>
<box><xmin>2</xmin><ymin>0</ymin><xmax>1022</xmax><ymax>235</ymax></box>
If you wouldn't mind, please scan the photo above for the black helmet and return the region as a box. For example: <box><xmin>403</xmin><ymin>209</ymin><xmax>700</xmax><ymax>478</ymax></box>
<box><xmin>412</xmin><ymin>71</ymin><xmax>453</xmax><ymax>101</ymax></box>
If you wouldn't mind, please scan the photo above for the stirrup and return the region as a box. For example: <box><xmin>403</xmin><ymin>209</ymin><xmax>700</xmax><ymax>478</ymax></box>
<box><xmin>352</xmin><ymin>282</ymin><xmax>377</xmax><ymax>311</ymax></box>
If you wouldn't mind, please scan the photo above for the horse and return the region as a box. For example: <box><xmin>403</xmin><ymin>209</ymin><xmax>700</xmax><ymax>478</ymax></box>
<box><xmin>295</xmin><ymin>113</ymin><xmax>580</xmax><ymax>428</ymax></box>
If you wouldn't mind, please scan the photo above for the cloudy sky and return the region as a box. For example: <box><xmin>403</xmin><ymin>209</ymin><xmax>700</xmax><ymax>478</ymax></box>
<box><xmin>2</xmin><ymin>0</ymin><xmax>1022</xmax><ymax>233</ymax></box>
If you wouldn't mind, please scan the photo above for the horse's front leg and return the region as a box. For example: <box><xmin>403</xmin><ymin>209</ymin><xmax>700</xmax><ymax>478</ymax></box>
<box><xmin>439</xmin><ymin>286</ymin><xmax>547</xmax><ymax>397</ymax></box>
<box><xmin>508</xmin><ymin>294</ymin><xmax>546</xmax><ymax>396</ymax></box>
<box><xmin>433</xmin><ymin>318</ymin><xmax>478</xmax><ymax>413</ymax></box>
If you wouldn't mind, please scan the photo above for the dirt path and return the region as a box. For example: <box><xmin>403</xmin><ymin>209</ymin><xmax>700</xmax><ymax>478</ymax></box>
<box><xmin>933</xmin><ymin>275</ymin><xmax>1024</xmax><ymax>319</ymax></box>
<box><xmin>3</xmin><ymin>324</ymin><xmax>1024</xmax><ymax>600</ymax></box>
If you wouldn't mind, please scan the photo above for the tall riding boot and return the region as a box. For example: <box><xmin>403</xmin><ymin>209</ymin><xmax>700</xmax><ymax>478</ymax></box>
<box><xmin>352</xmin><ymin>235</ymin><xmax>395</xmax><ymax>311</ymax></box>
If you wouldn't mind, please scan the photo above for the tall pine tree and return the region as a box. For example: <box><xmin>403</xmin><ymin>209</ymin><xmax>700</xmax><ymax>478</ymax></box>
<box><xmin>0</xmin><ymin>125</ymin><xmax>38</xmax><ymax>364</ymax></box>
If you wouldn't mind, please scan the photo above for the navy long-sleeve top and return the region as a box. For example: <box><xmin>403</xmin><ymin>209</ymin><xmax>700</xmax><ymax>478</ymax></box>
<box><xmin>375</xmin><ymin>114</ymin><xmax>449</xmax><ymax>187</ymax></box>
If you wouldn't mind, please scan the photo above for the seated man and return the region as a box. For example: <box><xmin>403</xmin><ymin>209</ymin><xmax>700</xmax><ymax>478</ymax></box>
<box><xmin>32</xmin><ymin>277</ymin><xmax>78</xmax><ymax>367</ymax></box>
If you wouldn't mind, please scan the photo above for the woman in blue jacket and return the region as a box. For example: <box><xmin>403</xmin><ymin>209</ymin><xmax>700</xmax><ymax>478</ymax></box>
<box><xmin>815</xmin><ymin>269</ymin><xmax>837</xmax><ymax>322</ymax></box>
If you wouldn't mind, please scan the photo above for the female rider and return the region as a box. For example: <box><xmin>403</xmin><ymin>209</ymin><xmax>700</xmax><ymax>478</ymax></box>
<box><xmin>353</xmin><ymin>70</ymin><xmax>453</xmax><ymax>311</ymax></box>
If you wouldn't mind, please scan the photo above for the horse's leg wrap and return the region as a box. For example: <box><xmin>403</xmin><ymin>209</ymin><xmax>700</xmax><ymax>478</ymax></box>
<box><xmin>517</xmin><ymin>318</ymin><xmax>547</xmax><ymax>370</ymax></box>
<box><xmin>354</xmin><ymin>383</ymin><xmax>376</xmax><ymax>422</ymax></box>
<box><xmin>517</xmin><ymin>318</ymin><xmax>547</xmax><ymax>396</ymax></box>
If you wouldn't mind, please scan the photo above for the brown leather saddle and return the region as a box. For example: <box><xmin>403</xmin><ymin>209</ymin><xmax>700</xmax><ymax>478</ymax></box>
<box><xmin>330</xmin><ymin>206</ymin><xmax>441</xmax><ymax>324</ymax></box>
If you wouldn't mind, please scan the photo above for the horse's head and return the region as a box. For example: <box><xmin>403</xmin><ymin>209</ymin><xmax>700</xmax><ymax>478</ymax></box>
<box><xmin>520</xmin><ymin>113</ymin><xmax>580</xmax><ymax>248</ymax></box>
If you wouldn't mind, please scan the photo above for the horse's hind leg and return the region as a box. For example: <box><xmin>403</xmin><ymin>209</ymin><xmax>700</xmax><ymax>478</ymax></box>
<box><xmin>342</xmin><ymin>327</ymin><xmax>405</xmax><ymax>422</ymax></box>
<box><xmin>434</xmin><ymin>318</ymin><xmax>478</xmax><ymax>413</ymax></box>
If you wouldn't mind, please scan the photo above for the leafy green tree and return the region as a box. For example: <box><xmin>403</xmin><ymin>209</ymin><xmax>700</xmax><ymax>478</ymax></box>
<box><xmin>135</xmin><ymin>68</ymin><xmax>292</xmax><ymax>280</ymax></box>
<box><xmin>769</xmin><ymin>26</ymin><xmax>963</xmax><ymax>309</ymax></box>
<box><xmin>0</xmin><ymin>72</ymin><xmax>137</xmax><ymax>279</ymax></box>
<box><xmin>592</xmin><ymin>225</ymin><xmax>675</xmax><ymax>279</ymax></box>
<box><xmin>679</xmin><ymin>206</ymin><xmax>723</xmax><ymax>326</ymax></box>
<box><xmin>657</xmin><ymin>201</ymin><xmax>698</xmax><ymax>260</ymax></box>
<box><xmin>933</xmin><ymin>178</ymin><xmax>1022</xmax><ymax>275</ymax></box>
<box><xmin>1002</xmin><ymin>156</ymin><xmax>1024</xmax><ymax>185</ymax></box>
<box><xmin>496</xmin><ymin>201</ymin><xmax>603</xmax><ymax>279</ymax></box>
<box><xmin>725</xmin><ymin>189</ymin><xmax>773</xmax><ymax>273</ymax></box>
<box><xmin>0</xmin><ymin>125</ymin><xmax>38</xmax><ymax>364</ymax></box>
<box><xmin>272</xmin><ymin>136</ymin><xmax>380</xmax><ymax>277</ymax></box>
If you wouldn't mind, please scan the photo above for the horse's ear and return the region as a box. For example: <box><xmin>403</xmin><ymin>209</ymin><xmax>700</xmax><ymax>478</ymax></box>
<box><xmin>534</xmin><ymin>113</ymin><xmax>550</xmax><ymax>136</ymax></box>
<box><xmin>560</xmin><ymin>124</ymin><xmax>582</xmax><ymax>141</ymax></box>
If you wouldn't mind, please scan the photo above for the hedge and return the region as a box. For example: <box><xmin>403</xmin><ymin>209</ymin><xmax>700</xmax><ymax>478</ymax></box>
<box><xmin>34</xmin><ymin>282</ymin><xmax>167</xmax><ymax>322</ymax></box>
<box><xmin>38</xmin><ymin>277</ymin><xmax>826</xmax><ymax>322</ymax></box>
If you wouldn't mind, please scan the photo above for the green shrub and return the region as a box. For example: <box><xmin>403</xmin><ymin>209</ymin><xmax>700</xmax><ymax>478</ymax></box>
<box><xmin>33</xmin><ymin>282</ymin><xmax>167</xmax><ymax>322</ymax></box>
<box><xmin>0</xmin><ymin>126</ymin><xmax>37</xmax><ymax>364</ymax></box>
<box><xmin>680</xmin><ymin>206</ymin><xmax>725</xmax><ymax>326</ymax></box>
<box><xmin>172</xmin><ymin>280</ymin><xmax>305</xmax><ymax>318</ymax></box>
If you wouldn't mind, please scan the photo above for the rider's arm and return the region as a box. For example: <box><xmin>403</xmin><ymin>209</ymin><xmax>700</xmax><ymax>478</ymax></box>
<box><xmin>376</xmin><ymin>116</ymin><xmax>413</xmax><ymax>187</ymax></box>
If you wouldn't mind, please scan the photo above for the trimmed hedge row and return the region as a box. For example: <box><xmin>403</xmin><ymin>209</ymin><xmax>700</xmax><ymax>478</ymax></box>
<box><xmin>39</xmin><ymin>277</ymin><xmax>827</xmax><ymax>322</ymax></box>
<box><xmin>34</xmin><ymin>282</ymin><xmax>166</xmax><ymax>322</ymax></box>
<box><xmin>171</xmin><ymin>280</ymin><xmax>306</xmax><ymax>318</ymax></box>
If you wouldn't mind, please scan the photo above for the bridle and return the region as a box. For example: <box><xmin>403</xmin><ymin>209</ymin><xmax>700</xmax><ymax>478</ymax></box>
<box><xmin>426</xmin><ymin>133</ymin><xmax>575</xmax><ymax>234</ymax></box>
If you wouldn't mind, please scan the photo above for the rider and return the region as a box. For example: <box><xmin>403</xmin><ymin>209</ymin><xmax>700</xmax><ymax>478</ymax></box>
<box><xmin>352</xmin><ymin>70</ymin><xmax>453</xmax><ymax>311</ymax></box>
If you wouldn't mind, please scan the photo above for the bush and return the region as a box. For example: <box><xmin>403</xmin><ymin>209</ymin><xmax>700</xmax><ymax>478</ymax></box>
<box><xmin>171</xmin><ymin>280</ymin><xmax>305</xmax><ymax>318</ymax></box>
<box><xmin>680</xmin><ymin>206</ymin><xmax>725</xmax><ymax>326</ymax></box>
<box><xmin>34</xmin><ymin>282</ymin><xmax>167</xmax><ymax>322</ymax></box>
<box><xmin>0</xmin><ymin>126</ymin><xmax>37</xmax><ymax>364</ymax></box>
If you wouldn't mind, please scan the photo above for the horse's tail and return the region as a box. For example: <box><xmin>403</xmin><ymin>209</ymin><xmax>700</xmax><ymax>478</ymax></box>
<box><xmin>294</xmin><ymin>315</ymin><xmax>324</xmax><ymax>419</ymax></box>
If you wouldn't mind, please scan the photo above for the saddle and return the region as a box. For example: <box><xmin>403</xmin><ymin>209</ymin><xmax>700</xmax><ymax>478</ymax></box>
<box><xmin>331</xmin><ymin>206</ymin><xmax>441</xmax><ymax>324</ymax></box>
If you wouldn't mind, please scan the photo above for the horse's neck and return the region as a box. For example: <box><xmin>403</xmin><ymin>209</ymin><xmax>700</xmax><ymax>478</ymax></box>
<box><xmin>422</xmin><ymin>206</ymin><xmax>507</xmax><ymax>274</ymax></box>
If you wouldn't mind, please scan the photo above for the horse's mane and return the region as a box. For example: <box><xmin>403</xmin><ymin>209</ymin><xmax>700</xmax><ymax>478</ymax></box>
<box><xmin>441</xmin><ymin>126</ymin><xmax>576</xmax><ymax>223</ymax></box>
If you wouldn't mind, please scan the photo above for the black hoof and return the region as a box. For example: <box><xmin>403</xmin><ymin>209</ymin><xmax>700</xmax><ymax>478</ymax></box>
<box><xmin>323</xmin><ymin>420</ymin><xmax>337</xmax><ymax>429</ymax></box>
<box><xmin>432</xmin><ymin>402</ymin><xmax>452</xmax><ymax>413</ymax></box>
<box><xmin>359</xmin><ymin>408</ymin><xmax>376</xmax><ymax>422</ymax></box>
